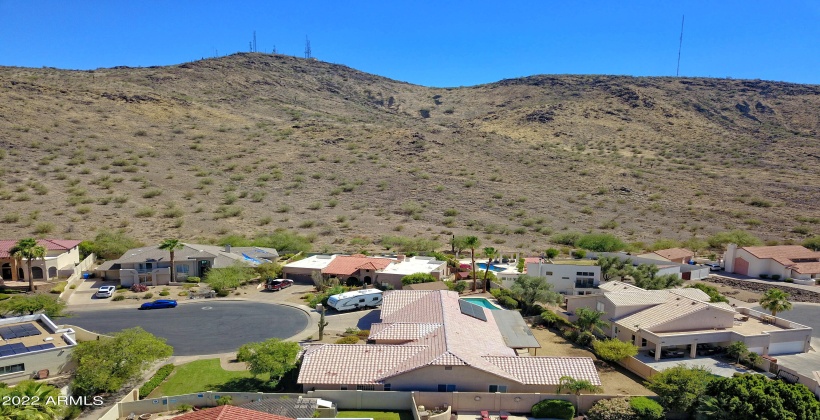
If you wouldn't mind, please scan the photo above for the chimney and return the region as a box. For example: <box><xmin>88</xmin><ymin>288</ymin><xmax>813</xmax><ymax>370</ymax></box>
<box><xmin>724</xmin><ymin>243</ymin><xmax>737</xmax><ymax>273</ymax></box>
<box><xmin>397</xmin><ymin>255</ymin><xmax>406</xmax><ymax>262</ymax></box>
<box><xmin>225</xmin><ymin>244</ymin><xmax>232</xmax><ymax>254</ymax></box>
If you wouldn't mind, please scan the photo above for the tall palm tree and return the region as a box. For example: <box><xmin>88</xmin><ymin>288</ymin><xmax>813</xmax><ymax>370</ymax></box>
<box><xmin>760</xmin><ymin>288</ymin><xmax>792</xmax><ymax>317</ymax></box>
<box><xmin>464</xmin><ymin>236</ymin><xmax>481</xmax><ymax>292</ymax></box>
<box><xmin>9</xmin><ymin>238</ymin><xmax>46</xmax><ymax>292</ymax></box>
<box><xmin>3</xmin><ymin>379</ymin><xmax>63</xmax><ymax>419</ymax></box>
<box><xmin>159</xmin><ymin>238</ymin><xmax>185</xmax><ymax>282</ymax></box>
<box><xmin>557</xmin><ymin>375</ymin><xmax>602</xmax><ymax>413</ymax></box>
<box><xmin>574</xmin><ymin>308</ymin><xmax>609</xmax><ymax>336</ymax></box>
<box><xmin>482</xmin><ymin>246</ymin><xmax>497</xmax><ymax>293</ymax></box>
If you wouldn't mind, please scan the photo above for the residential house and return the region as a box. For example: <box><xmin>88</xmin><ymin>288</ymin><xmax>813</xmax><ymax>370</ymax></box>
<box><xmin>0</xmin><ymin>314</ymin><xmax>78</xmax><ymax>384</ymax></box>
<box><xmin>95</xmin><ymin>244</ymin><xmax>278</xmax><ymax>286</ymax></box>
<box><xmin>724</xmin><ymin>244</ymin><xmax>820</xmax><ymax>282</ymax></box>
<box><xmin>638</xmin><ymin>248</ymin><xmax>695</xmax><ymax>264</ymax></box>
<box><xmin>592</xmin><ymin>252</ymin><xmax>709</xmax><ymax>281</ymax></box>
<box><xmin>282</xmin><ymin>255</ymin><xmax>448</xmax><ymax>289</ymax></box>
<box><xmin>173</xmin><ymin>405</ymin><xmax>294</xmax><ymax>420</ymax></box>
<box><xmin>566</xmin><ymin>282</ymin><xmax>812</xmax><ymax>360</ymax></box>
<box><xmin>298</xmin><ymin>290</ymin><xmax>600</xmax><ymax>392</ymax></box>
<box><xmin>0</xmin><ymin>239</ymin><xmax>81</xmax><ymax>282</ymax></box>
<box><xmin>525</xmin><ymin>259</ymin><xmax>601</xmax><ymax>295</ymax></box>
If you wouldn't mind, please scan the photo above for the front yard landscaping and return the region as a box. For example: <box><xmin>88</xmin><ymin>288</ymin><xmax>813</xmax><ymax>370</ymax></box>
<box><xmin>149</xmin><ymin>359</ymin><xmax>268</xmax><ymax>397</ymax></box>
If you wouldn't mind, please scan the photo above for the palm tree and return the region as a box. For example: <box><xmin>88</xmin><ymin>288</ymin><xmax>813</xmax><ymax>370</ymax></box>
<box><xmin>3</xmin><ymin>379</ymin><xmax>63</xmax><ymax>419</ymax></box>
<box><xmin>159</xmin><ymin>238</ymin><xmax>185</xmax><ymax>282</ymax></box>
<box><xmin>574</xmin><ymin>308</ymin><xmax>609</xmax><ymax>336</ymax></box>
<box><xmin>759</xmin><ymin>288</ymin><xmax>792</xmax><ymax>317</ymax></box>
<box><xmin>557</xmin><ymin>375</ymin><xmax>601</xmax><ymax>413</ymax></box>
<box><xmin>9</xmin><ymin>238</ymin><xmax>46</xmax><ymax>292</ymax></box>
<box><xmin>464</xmin><ymin>236</ymin><xmax>481</xmax><ymax>292</ymax></box>
<box><xmin>482</xmin><ymin>246</ymin><xmax>497</xmax><ymax>293</ymax></box>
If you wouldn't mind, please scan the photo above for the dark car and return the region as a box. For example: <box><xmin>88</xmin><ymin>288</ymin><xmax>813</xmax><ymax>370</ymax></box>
<box><xmin>140</xmin><ymin>299</ymin><xmax>178</xmax><ymax>310</ymax></box>
<box><xmin>265</xmin><ymin>278</ymin><xmax>294</xmax><ymax>291</ymax></box>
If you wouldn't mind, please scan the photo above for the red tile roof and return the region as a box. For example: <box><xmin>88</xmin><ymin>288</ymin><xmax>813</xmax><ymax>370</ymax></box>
<box><xmin>173</xmin><ymin>405</ymin><xmax>293</xmax><ymax>420</ymax></box>
<box><xmin>741</xmin><ymin>246</ymin><xmax>820</xmax><ymax>266</ymax></box>
<box><xmin>652</xmin><ymin>248</ymin><xmax>694</xmax><ymax>261</ymax></box>
<box><xmin>321</xmin><ymin>255</ymin><xmax>394</xmax><ymax>276</ymax></box>
<box><xmin>793</xmin><ymin>262</ymin><xmax>820</xmax><ymax>275</ymax></box>
<box><xmin>0</xmin><ymin>239</ymin><xmax>81</xmax><ymax>258</ymax></box>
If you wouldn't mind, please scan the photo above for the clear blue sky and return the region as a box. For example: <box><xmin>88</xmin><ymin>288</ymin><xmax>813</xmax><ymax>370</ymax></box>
<box><xmin>1</xmin><ymin>1</ymin><xmax>818</xmax><ymax>87</ymax></box>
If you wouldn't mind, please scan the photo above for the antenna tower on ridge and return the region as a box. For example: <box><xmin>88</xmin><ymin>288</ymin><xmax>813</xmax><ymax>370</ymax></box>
<box><xmin>253</xmin><ymin>31</ymin><xmax>257</xmax><ymax>52</ymax></box>
<box><xmin>304</xmin><ymin>36</ymin><xmax>312</xmax><ymax>59</ymax></box>
<box><xmin>676</xmin><ymin>15</ymin><xmax>685</xmax><ymax>77</ymax></box>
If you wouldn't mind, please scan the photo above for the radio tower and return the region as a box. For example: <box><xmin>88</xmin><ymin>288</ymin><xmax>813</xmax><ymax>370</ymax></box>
<box><xmin>304</xmin><ymin>36</ymin><xmax>312</xmax><ymax>59</ymax></box>
<box><xmin>676</xmin><ymin>15</ymin><xmax>685</xmax><ymax>77</ymax></box>
<box><xmin>253</xmin><ymin>30</ymin><xmax>257</xmax><ymax>52</ymax></box>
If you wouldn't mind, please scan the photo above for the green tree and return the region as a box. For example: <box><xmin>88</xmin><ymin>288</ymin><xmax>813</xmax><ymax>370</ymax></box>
<box><xmin>482</xmin><ymin>246</ymin><xmax>498</xmax><ymax>292</ymax></box>
<box><xmin>0</xmin><ymin>294</ymin><xmax>66</xmax><ymax>318</ymax></box>
<box><xmin>650</xmin><ymin>239</ymin><xmax>681</xmax><ymax>251</ymax></box>
<box><xmin>696</xmin><ymin>374</ymin><xmax>820</xmax><ymax>420</ymax></box>
<box><xmin>450</xmin><ymin>236</ymin><xmax>470</xmax><ymax>257</ymax></box>
<box><xmin>0</xmin><ymin>379</ymin><xmax>64</xmax><ymax>419</ymax></box>
<box><xmin>726</xmin><ymin>341</ymin><xmax>749</xmax><ymax>364</ymax></box>
<box><xmin>256</xmin><ymin>262</ymin><xmax>283</xmax><ymax>280</ymax></box>
<box><xmin>159</xmin><ymin>238</ymin><xmax>184</xmax><ymax>282</ymax></box>
<box><xmin>71</xmin><ymin>327</ymin><xmax>173</xmax><ymax>396</ymax></box>
<box><xmin>510</xmin><ymin>275</ymin><xmax>561</xmax><ymax>315</ymax></box>
<box><xmin>631</xmin><ymin>264</ymin><xmax>682</xmax><ymax>290</ymax></box>
<box><xmin>596</xmin><ymin>256</ymin><xmax>632</xmax><ymax>282</ymax></box>
<box><xmin>401</xmin><ymin>272</ymin><xmax>437</xmax><ymax>285</ymax></box>
<box><xmin>464</xmin><ymin>236</ymin><xmax>481</xmax><ymax>292</ymax></box>
<box><xmin>707</xmin><ymin>230</ymin><xmax>762</xmax><ymax>249</ymax></box>
<box><xmin>576</xmin><ymin>233</ymin><xmax>626</xmax><ymax>252</ymax></box>
<box><xmin>9</xmin><ymin>238</ymin><xmax>46</xmax><ymax>292</ymax></box>
<box><xmin>205</xmin><ymin>263</ymin><xmax>255</xmax><ymax>293</ymax></box>
<box><xmin>592</xmin><ymin>339</ymin><xmax>638</xmax><ymax>363</ymax></box>
<box><xmin>236</xmin><ymin>338</ymin><xmax>301</xmax><ymax>388</ymax></box>
<box><xmin>760</xmin><ymin>288</ymin><xmax>792</xmax><ymax>317</ymax></box>
<box><xmin>516</xmin><ymin>257</ymin><xmax>525</xmax><ymax>273</ymax></box>
<box><xmin>682</xmin><ymin>237</ymin><xmax>709</xmax><ymax>256</ymax></box>
<box><xmin>685</xmin><ymin>283</ymin><xmax>729</xmax><ymax>303</ymax></box>
<box><xmin>545</xmin><ymin>248</ymin><xmax>559</xmax><ymax>260</ymax></box>
<box><xmin>574</xmin><ymin>308</ymin><xmax>608</xmax><ymax>336</ymax></box>
<box><xmin>646</xmin><ymin>364</ymin><xmax>713</xmax><ymax>415</ymax></box>
<box><xmin>803</xmin><ymin>236</ymin><xmax>820</xmax><ymax>251</ymax></box>
<box><xmin>557</xmin><ymin>375</ymin><xmax>602</xmax><ymax>413</ymax></box>
<box><xmin>80</xmin><ymin>229</ymin><xmax>144</xmax><ymax>260</ymax></box>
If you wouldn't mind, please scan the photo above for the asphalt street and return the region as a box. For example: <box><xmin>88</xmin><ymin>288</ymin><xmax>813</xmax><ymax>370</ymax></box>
<box><xmin>63</xmin><ymin>301</ymin><xmax>309</xmax><ymax>356</ymax></box>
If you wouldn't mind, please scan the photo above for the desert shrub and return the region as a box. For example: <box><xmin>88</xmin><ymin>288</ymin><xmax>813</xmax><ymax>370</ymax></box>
<box><xmin>130</xmin><ymin>284</ymin><xmax>149</xmax><ymax>292</ymax></box>
<box><xmin>143</xmin><ymin>293</ymin><xmax>154</xmax><ymax>299</ymax></box>
<box><xmin>771</xmin><ymin>274</ymin><xmax>781</xmax><ymax>281</ymax></box>
<box><xmin>401</xmin><ymin>272</ymin><xmax>437</xmax><ymax>285</ymax></box>
<box><xmin>216</xmin><ymin>396</ymin><xmax>232</xmax><ymax>406</ymax></box>
<box><xmin>112</xmin><ymin>295</ymin><xmax>125</xmax><ymax>301</ymax></box>
<box><xmin>498</xmin><ymin>295</ymin><xmax>518</xmax><ymax>309</ymax></box>
<box><xmin>575</xmin><ymin>331</ymin><xmax>595</xmax><ymax>346</ymax></box>
<box><xmin>577</xmin><ymin>233</ymin><xmax>626</xmax><ymax>252</ymax></box>
<box><xmin>356</xmin><ymin>329</ymin><xmax>370</xmax><ymax>338</ymax></box>
<box><xmin>563</xmin><ymin>329</ymin><xmax>579</xmax><ymax>342</ymax></box>
<box><xmin>185</xmin><ymin>276</ymin><xmax>200</xmax><ymax>283</ymax></box>
<box><xmin>335</xmin><ymin>335</ymin><xmax>359</xmax><ymax>344</ymax></box>
<box><xmin>50</xmin><ymin>281</ymin><xmax>67</xmax><ymax>294</ymax></box>
<box><xmin>593</xmin><ymin>339</ymin><xmax>638</xmax><ymax>362</ymax></box>
<box><xmin>139</xmin><ymin>364</ymin><xmax>175</xmax><ymax>398</ymax></box>
<box><xmin>587</xmin><ymin>397</ymin><xmax>636</xmax><ymax>420</ymax></box>
<box><xmin>540</xmin><ymin>310</ymin><xmax>571</xmax><ymax>328</ymax></box>
<box><xmin>630</xmin><ymin>397</ymin><xmax>664</xmax><ymax>420</ymax></box>
<box><xmin>785</xmin><ymin>278</ymin><xmax>794</xmax><ymax>283</ymax></box>
<box><xmin>531</xmin><ymin>399</ymin><xmax>574</xmax><ymax>420</ymax></box>
<box><xmin>216</xmin><ymin>290</ymin><xmax>230</xmax><ymax>297</ymax></box>
<box><xmin>453</xmin><ymin>281</ymin><xmax>467</xmax><ymax>293</ymax></box>
<box><xmin>177</xmin><ymin>404</ymin><xmax>193</xmax><ymax>413</ymax></box>
<box><xmin>572</xmin><ymin>249</ymin><xmax>587</xmax><ymax>259</ymax></box>
<box><xmin>759</xmin><ymin>274</ymin><xmax>769</xmax><ymax>279</ymax></box>
<box><xmin>159</xmin><ymin>291</ymin><xmax>170</xmax><ymax>296</ymax></box>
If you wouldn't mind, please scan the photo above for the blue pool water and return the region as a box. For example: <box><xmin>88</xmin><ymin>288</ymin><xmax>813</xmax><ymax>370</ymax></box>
<box><xmin>475</xmin><ymin>262</ymin><xmax>506</xmax><ymax>272</ymax></box>
<box><xmin>461</xmin><ymin>298</ymin><xmax>501</xmax><ymax>310</ymax></box>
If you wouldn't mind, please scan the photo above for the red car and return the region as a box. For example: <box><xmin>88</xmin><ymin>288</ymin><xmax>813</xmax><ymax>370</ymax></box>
<box><xmin>265</xmin><ymin>278</ymin><xmax>293</xmax><ymax>291</ymax></box>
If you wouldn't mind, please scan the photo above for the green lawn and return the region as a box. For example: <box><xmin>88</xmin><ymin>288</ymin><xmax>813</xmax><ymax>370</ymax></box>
<box><xmin>338</xmin><ymin>411</ymin><xmax>413</xmax><ymax>420</ymax></box>
<box><xmin>150</xmin><ymin>359</ymin><xmax>269</xmax><ymax>397</ymax></box>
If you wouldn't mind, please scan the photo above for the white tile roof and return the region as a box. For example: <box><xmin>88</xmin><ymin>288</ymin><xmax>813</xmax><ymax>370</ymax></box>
<box><xmin>615</xmin><ymin>295</ymin><xmax>735</xmax><ymax>332</ymax></box>
<box><xmin>604</xmin><ymin>288</ymin><xmax>709</xmax><ymax>307</ymax></box>
<box><xmin>598</xmin><ymin>281</ymin><xmax>644</xmax><ymax>293</ymax></box>
<box><xmin>483</xmin><ymin>356</ymin><xmax>601</xmax><ymax>385</ymax></box>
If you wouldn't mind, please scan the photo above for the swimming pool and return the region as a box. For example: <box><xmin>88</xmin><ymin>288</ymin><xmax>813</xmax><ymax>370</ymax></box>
<box><xmin>475</xmin><ymin>262</ymin><xmax>507</xmax><ymax>272</ymax></box>
<box><xmin>461</xmin><ymin>297</ymin><xmax>501</xmax><ymax>310</ymax></box>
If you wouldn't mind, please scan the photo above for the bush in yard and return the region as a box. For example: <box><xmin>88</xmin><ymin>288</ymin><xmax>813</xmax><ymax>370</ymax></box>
<box><xmin>50</xmin><ymin>281</ymin><xmax>67</xmax><ymax>294</ymax></box>
<box><xmin>498</xmin><ymin>295</ymin><xmax>518</xmax><ymax>309</ymax></box>
<box><xmin>131</xmin><ymin>284</ymin><xmax>148</xmax><ymax>292</ymax></box>
<box><xmin>143</xmin><ymin>293</ymin><xmax>153</xmax><ymax>299</ymax></box>
<box><xmin>217</xmin><ymin>395</ymin><xmax>232</xmax><ymax>406</ymax></box>
<box><xmin>531</xmin><ymin>399</ymin><xmax>574</xmax><ymax>420</ymax></box>
<box><xmin>593</xmin><ymin>339</ymin><xmax>638</xmax><ymax>363</ymax></box>
<box><xmin>335</xmin><ymin>335</ymin><xmax>359</xmax><ymax>344</ymax></box>
<box><xmin>356</xmin><ymin>329</ymin><xmax>370</xmax><ymax>338</ymax></box>
<box><xmin>586</xmin><ymin>397</ymin><xmax>636</xmax><ymax>420</ymax></box>
<box><xmin>216</xmin><ymin>289</ymin><xmax>230</xmax><ymax>297</ymax></box>
<box><xmin>113</xmin><ymin>295</ymin><xmax>125</xmax><ymax>301</ymax></box>
<box><xmin>629</xmin><ymin>397</ymin><xmax>664</xmax><ymax>420</ymax></box>
<box><xmin>771</xmin><ymin>274</ymin><xmax>781</xmax><ymax>281</ymax></box>
<box><xmin>575</xmin><ymin>331</ymin><xmax>595</xmax><ymax>346</ymax></box>
<box><xmin>159</xmin><ymin>291</ymin><xmax>170</xmax><ymax>296</ymax></box>
<box><xmin>401</xmin><ymin>272</ymin><xmax>437</xmax><ymax>285</ymax></box>
<box><xmin>185</xmin><ymin>276</ymin><xmax>200</xmax><ymax>283</ymax></box>
<box><xmin>139</xmin><ymin>364</ymin><xmax>175</xmax><ymax>398</ymax></box>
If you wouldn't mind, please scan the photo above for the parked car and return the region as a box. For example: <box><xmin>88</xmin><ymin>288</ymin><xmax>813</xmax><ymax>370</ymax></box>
<box><xmin>265</xmin><ymin>278</ymin><xmax>293</xmax><ymax>291</ymax></box>
<box><xmin>706</xmin><ymin>263</ymin><xmax>722</xmax><ymax>271</ymax></box>
<box><xmin>95</xmin><ymin>285</ymin><xmax>116</xmax><ymax>298</ymax></box>
<box><xmin>140</xmin><ymin>299</ymin><xmax>178</xmax><ymax>310</ymax></box>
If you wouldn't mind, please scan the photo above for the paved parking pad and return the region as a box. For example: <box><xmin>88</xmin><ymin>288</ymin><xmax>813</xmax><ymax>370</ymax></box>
<box><xmin>635</xmin><ymin>353</ymin><xmax>754</xmax><ymax>377</ymax></box>
<box><xmin>64</xmin><ymin>301</ymin><xmax>309</xmax><ymax>356</ymax></box>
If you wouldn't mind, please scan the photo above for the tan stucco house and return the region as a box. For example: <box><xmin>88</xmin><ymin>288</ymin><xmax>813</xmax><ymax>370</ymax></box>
<box><xmin>95</xmin><ymin>243</ymin><xmax>277</xmax><ymax>286</ymax></box>
<box><xmin>638</xmin><ymin>247</ymin><xmax>695</xmax><ymax>264</ymax></box>
<box><xmin>724</xmin><ymin>243</ymin><xmax>820</xmax><ymax>282</ymax></box>
<box><xmin>0</xmin><ymin>239</ymin><xmax>81</xmax><ymax>283</ymax></box>
<box><xmin>566</xmin><ymin>281</ymin><xmax>812</xmax><ymax>360</ymax></box>
<box><xmin>282</xmin><ymin>254</ymin><xmax>448</xmax><ymax>289</ymax></box>
<box><xmin>298</xmin><ymin>290</ymin><xmax>600</xmax><ymax>392</ymax></box>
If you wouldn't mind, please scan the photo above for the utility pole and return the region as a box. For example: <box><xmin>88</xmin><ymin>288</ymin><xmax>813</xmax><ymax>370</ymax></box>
<box><xmin>676</xmin><ymin>15</ymin><xmax>685</xmax><ymax>77</ymax></box>
<box><xmin>272</xmin><ymin>45</ymin><xmax>276</xmax><ymax>54</ymax></box>
<box><xmin>253</xmin><ymin>30</ymin><xmax>257</xmax><ymax>53</ymax></box>
<box><xmin>304</xmin><ymin>36</ymin><xmax>312</xmax><ymax>59</ymax></box>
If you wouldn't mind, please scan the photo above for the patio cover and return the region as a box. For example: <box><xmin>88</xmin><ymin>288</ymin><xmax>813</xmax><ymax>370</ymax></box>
<box><xmin>492</xmin><ymin>310</ymin><xmax>541</xmax><ymax>349</ymax></box>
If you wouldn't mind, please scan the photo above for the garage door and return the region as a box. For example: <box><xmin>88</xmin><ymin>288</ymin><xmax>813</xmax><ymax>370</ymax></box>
<box><xmin>734</xmin><ymin>257</ymin><xmax>749</xmax><ymax>276</ymax></box>
<box><xmin>769</xmin><ymin>341</ymin><xmax>805</xmax><ymax>355</ymax></box>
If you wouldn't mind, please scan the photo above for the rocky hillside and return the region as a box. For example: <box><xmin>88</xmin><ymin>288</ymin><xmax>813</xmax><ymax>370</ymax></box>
<box><xmin>0</xmin><ymin>53</ymin><xmax>818</xmax><ymax>254</ymax></box>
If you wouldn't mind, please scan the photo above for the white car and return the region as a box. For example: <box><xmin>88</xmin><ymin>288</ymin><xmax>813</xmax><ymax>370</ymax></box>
<box><xmin>95</xmin><ymin>285</ymin><xmax>116</xmax><ymax>298</ymax></box>
<box><xmin>705</xmin><ymin>263</ymin><xmax>722</xmax><ymax>271</ymax></box>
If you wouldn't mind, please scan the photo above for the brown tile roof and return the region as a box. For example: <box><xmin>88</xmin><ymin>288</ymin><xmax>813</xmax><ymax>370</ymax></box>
<box><xmin>652</xmin><ymin>248</ymin><xmax>694</xmax><ymax>261</ymax></box>
<box><xmin>403</xmin><ymin>282</ymin><xmax>450</xmax><ymax>291</ymax></box>
<box><xmin>173</xmin><ymin>405</ymin><xmax>294</xmax><ymax>420</ymax></box>
<box><xmin>0</xmin><ymin>239</ymin><xmax>81</xmax><ymax>258</ymax></box>
<box><xmin>299</xmin><ymin>290</ymin><xmax>600</xmax><ymax>388</ymax></box>
<box><xmin>793</xmin><ymin>262</ymin><xmax>820</xmax><ymax>274</ymax></box>
<box><xmin>321</xmin><ymin>255</ymin><xmax>394</xmax><ymax>276</ymax></box>
<box><xmin>741</xmin><ymin>246</ymin><xmax>820</xmax><ymax>266</ymax></box>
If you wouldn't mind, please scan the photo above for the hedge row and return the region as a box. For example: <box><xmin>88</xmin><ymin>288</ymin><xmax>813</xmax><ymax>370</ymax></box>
<box><xmin>139</xmin><ymin>364</ymin><xmax>175</xmax><ymax>398</ymax></box>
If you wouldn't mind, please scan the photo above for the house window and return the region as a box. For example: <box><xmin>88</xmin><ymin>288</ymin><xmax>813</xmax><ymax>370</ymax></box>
<box><xmin>438</xmin><ymin>384</ymin><xmax>456</xmax><ymax>392</ymax></box>
<box><xmin>444</xmin><ymin>366</ymin><xmax>453</xmax><ymax>370</ymax></box>
<box><xmin>596</xmin><ymin>302</ymin><xmax>605</xmax><ymax>312</ymax></box>
<box><xmin>575</xmin><ymin>278</ymin><xmax>595</xmax><ymax>288</ymax></box>
<box><xmin>176</xmin><ymin>264</ymin><xmax>189</xmax><ymax>274</ymax></box>
<box><xmin>384</xmin><ymin>384</ymin><xmax>391</xmax><ymax>391</ymax></box>
<box><xmin>489</xmin><ymin>385</ymin><xmax>507</xmax><ymax>393</ymax></box>
<box><xmin>357</xmin><ymin>385</ymin><xmax>375</xmax><ymax>391</ymax></box>
<box><xmin>340</xmin><ymin>385</ymin><xmax>348</xmax><ymax>390</ymax></box>
<box><xmin>631</xmin><ymin>335</ymin><xmax>636</xmax><ymax>343</ymax></box>
<box><xmin>641</xmin><ymin>339</ymin><xmax>647</xmax><ymax>347</ymax></box>
<box><xmin>615</xmin><ymin>327</ymin><xmax>619</xmax><ymax>334</ymax></box>
<box><xmin>0</xmin><ymin>363</ymin><xmax>24</xmax><ymax>375</ymax></box>
<box><xmin>545</xmin><ymin>271</ymin><xmax>553</xmax><ymax>276</ymax></box>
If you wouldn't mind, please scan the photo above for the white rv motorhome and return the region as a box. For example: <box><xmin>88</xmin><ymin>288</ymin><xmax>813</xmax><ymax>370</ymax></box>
<box><xmin>327</xmin><ymin>289</ymin><xmax>383</xmax><ymax>311</ymax></box>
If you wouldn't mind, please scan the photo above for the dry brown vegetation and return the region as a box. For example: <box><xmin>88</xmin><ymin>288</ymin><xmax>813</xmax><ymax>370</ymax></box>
<box><xmin>0</xmin><ymin>53</ymin><xmax>818</xmax><ymax>253</ymax></box>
